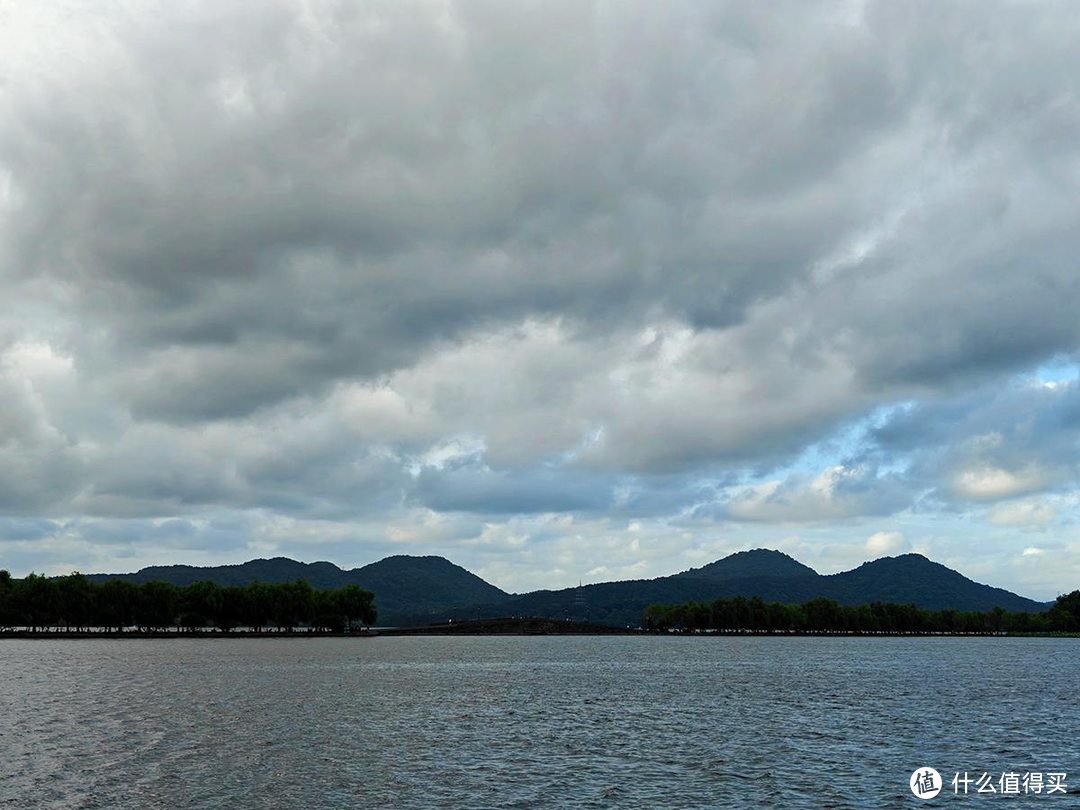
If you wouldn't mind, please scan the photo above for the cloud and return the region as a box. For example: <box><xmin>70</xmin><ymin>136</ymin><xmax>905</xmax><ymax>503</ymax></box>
<box><xmin>0</xmin><ymin>343</ymin><xmax>85</xmax><ymax>514</ymax></box>
<box><xmin>712</xmin><ymin>465</ymin><xmax>915</xmax><ymax>524</ymax></box>
<box><xmin>866</xmin><ymin>531</ymin><xmax>908</xmax><ymax>556</ymax></box>
<box><xmin>412</xmin><ymin>463</ymin><xmax>614</xmax><ymax>515</ymax></box>
<box><xmin>871</xmin><ymin>377</ymin><xmax>1080</xmax><ymax>508</ymax></box>
<box><xmin>1</xmin><ymin>2</ymin><xmax>1080</xmax><ymax>597</ymax></box>
<box><xmin>18</xmin><ymin>0</ymin><xmax>1080</xmax><ymax>430</ymax></box>
<box><xmin>950</xmin><ymin>464</ymin><xmax>1052</xmax><ymax>502</ymax></box>
<box><xmin>986</xmin><ymin>499</ymin><xmax>1057</xmax><ymax>529</ymax></box>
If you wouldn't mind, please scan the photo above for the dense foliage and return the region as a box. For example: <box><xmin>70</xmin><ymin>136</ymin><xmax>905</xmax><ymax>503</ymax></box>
<box><xmin>419</xmin><ymin>551</ymin><xmax>1048</xmax><ymax>628</ymax></box>
<box><xmin>643</xmin><ymin>591</ymin><xmax>1080</xmax><ymax>634</ymax></box>
<box><xmin>72</xmin><ymin>551</ymin><xmax>1048</xmax><ymax>628</ymax></box>
<box><xmin>0</xmin><ymin>571</ymin><xmax>376</xmax><ymax>632</ymax></box>
<box><xmin>86</xmin><ymin>554</ymin><xmax>509</xmax><ymax>626</ymax></box>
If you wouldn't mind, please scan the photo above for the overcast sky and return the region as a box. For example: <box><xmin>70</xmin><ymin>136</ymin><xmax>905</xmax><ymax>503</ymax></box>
<box><xmin>2</xmin><ymin>1</ymin><xmax>1080</xmax><ymax>598</ymax></box>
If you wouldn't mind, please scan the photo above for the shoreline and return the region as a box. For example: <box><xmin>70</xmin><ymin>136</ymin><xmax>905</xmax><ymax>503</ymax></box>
<box><xmin>3</xmin><ymin>626</ymin><xmax>1077</xmax><ymax>640</ymax></box>
<box><xmin>0</xmin><ymin>629</ymin><xmax>378</xmax><ymax>639</ymax></box>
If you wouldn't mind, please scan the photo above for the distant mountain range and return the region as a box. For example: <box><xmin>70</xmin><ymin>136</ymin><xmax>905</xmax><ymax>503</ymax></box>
<box><xmin>87</xmin><ymin>555</ymin><xmax>508</xmax><ymax>625</ymax></box>
<box><xmin>447</xmin><ymin>550</ymin><xmax>1050</xmax><ymax>626</ymax></box>
<box><xmin>87</xmin><ymin>548</ymin><xmax>1051</xmax><ymax>626</ymax></box>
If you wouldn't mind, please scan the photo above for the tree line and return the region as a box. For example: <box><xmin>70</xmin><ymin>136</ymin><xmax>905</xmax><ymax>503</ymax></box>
<box><xmin>642</xmin><ymin>591</ymin><xmax>1080</xmax><ymax>634</ymax></box>
<box><xmin>0</xmin><ymin>571</ymin><xmax>376</xmax><ymax>633</ymax></box>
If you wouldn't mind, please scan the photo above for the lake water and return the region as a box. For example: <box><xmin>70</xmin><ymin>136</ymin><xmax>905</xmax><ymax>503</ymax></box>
<box><xmin>1</xmin><ymin>636</ymin><xmax>1076</xmax><ymax>808</ymax></box>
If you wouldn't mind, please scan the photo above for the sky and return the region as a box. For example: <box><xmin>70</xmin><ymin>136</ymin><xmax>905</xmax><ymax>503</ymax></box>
<box><xmin>2</xmin><ymin>1</ymin><xmax>1080</xmax><ymax>599</ymax></box>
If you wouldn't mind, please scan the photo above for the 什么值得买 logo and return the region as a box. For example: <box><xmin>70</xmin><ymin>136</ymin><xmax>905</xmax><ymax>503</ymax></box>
<box><xmin>910</xmin><ymin>767</ymin><xmax>942</xmax><ymax>799</ymax></box>
<box><xmin>909</xmin><ymin>767</ymin><xmax>1068</xmax><ymax>798</ymax></box>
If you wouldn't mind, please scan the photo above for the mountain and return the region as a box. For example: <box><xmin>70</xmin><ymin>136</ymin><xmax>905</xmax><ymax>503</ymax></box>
<box><xmin>86</xmin><ymin>555</ymin><xmax>510</xmax><ymax>625</ymax></box>
<box><xmin>88</xmin><ymin>558</ymin><xmax>352</xmax><ymax>588</ymax></box>
<box><xmin>85</xmin><ymin>548</ymin><xmax>1051</xmax><ymax>628</ymax></box>
<box><xmin>348</xmin><ymin>555</ymin><xmax>510</xmax><ymax>623</ymax></box>
<box><xmin>821</xmin><ymin>554</ymin><xmax>1044</xmax><ymax>612</ymax></box>
<box><xmin>675</xmin><ymin>548</ymin><xmax>818</xmax><ymax>581</ymax></box>
<box><xmin>411</xmin><ymin>549</ymin><xmax>1050</xmax><ymax>627</ymax></box>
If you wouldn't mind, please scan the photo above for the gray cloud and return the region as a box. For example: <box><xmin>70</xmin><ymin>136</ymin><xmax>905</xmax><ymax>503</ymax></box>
<box><xmin>872</xmin><ymin>377</ymin><xmax>1080</xmax><ymax>507</ymax></box>
<box><xmin>2</xmin><ymin>2</ymin><xmax>1080</xmax><ymax>596</ymax></box>
<box><xmin>413</xmin><ymin>463</ymin><xmax>613</xmax><ymax>515</ymax></box>
<box><xmin>704</xmin><ymin>464</ymin><xmax>917</xmax><ymax>524</ymax></box>
<box><xmin>0</xmin><ymin>2</ymin><xmax>926</xmax><ymax>418</ymax></box>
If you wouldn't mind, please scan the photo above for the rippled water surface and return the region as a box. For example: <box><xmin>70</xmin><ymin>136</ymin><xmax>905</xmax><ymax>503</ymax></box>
<box><xmin>1</xmin><ymin>636</ymin><xmax>1077</xmax><ymax>808</ymax></box>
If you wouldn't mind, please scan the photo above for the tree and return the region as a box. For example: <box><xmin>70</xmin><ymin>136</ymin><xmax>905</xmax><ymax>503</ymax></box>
<box><xmin>272</xmin><ymin>580</ymin><xmax>313</xmax><ymax>630</ymax></box>
<box><xmin>57</xmin><ymin>573</ymin><xmax>93</xmax><ymax>631</ymax></box>
<box><xmin>312</xmin><ymin>589</ymin><xmax>345</xmax><ymax>632</ymax></box>
<box><xmin>216</xmin><ymin>586</ymin><xmax>248</xmax><ymax>632</ymax></box>
<box><xmin>1048</xmin><ymin>590</ymin><xmax>1080</xmax><ymax>632</ymax></box>
<box><xmin>0</xmin><ymin>570</ymin><xmax>16</xmax><ymax>628</ymax></box>
<box><xmin>179</xmin><ymin>581</ymin><xmax>222</xmax><ymax>631</ymax></box>
<box><xmin>94</xmin><ymin>579</ymin><xmax>139</xmax><ymax>631</ymax></box>
<box><xmin>243</xmin><ymin>581</ymin><xmax>273</xmax><ymax>632</ymax></box>
<box><xmin>802</xmin><ymin>598</ymin><xmax>843</xmax><ymax>632</ymax></box>
<box><xmin>0</xmin><ymin>573</ymin><xmax>384</xmax><ymax>635</ymax></box>
<box><xmin>641</xmin><ymin>603</ymin><xmax>671</xmax><ymax>630</ymax></box>
<box><xmin>337</xmin><ymin>584</ymin><xmax>377</xmax><ymax>629</ymax></box>
<box><xmin>137</xmin><ymin>581</ymin><xmax>179</xmax><ymax>631</ymax></box>
<box><xmin>16</xmin><ymin>574</ymin><xmax>59</xmax><ymax>632</ymax></box>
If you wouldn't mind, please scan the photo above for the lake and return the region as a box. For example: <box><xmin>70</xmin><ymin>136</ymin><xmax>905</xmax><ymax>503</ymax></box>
<box><xmin>1</xmin><ymin>636</ymin><xmax>1076</xmax><ymax>807</ymax></box>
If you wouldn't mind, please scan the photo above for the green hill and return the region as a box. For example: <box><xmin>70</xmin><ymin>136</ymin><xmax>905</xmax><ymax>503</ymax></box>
<box><xmin>409</xmin><ymin>550</ymin><xmax>1050</xmax><ymax>627</ymax></box>
<box><xmin>85</xmin><ymin>549</ymin><xmax>1051</xmax><ymax>628</ymax></box>
<box><xmin>87</xmin><ymin>555</ymin><xmax>510</xmax><ymax>625</ymax></box>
